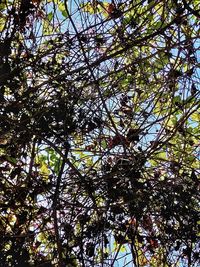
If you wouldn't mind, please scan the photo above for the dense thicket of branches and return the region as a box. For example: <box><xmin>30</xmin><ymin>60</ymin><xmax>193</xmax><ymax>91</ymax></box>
<box><xmin>0</xmin><ymin>0</ymin><xmax>199</xmax><ymax>266</ymax></box>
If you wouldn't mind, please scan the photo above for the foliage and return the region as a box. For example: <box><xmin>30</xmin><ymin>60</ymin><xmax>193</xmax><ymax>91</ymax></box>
<box><xmin>0</xmin><ymin>0</ymin><xmax>199</xmax><ymax>266</ymax></box>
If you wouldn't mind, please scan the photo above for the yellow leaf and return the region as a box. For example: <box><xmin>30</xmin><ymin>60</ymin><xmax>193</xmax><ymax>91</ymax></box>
<box><xmin>35</xmin><ymin>156</ymin><xmax>50</xmax><ymax>179</ymax></box>
<box><xmin>40</xmin><ymin>162</ymin><xmax>50</xmax><ymax>176</ymax></box>
<box><xmin>81</xmin><ymin>2</ymin><xmax>98</xmax><ymax>14</ymax></box>
<box><xmin>191</xmin><ymin>111</ymin><xmax>200</xmax><ymax>122</ymax></box>
<box><xmin>36</xmin><ymin>232</ymin><xmax>46</xmax><ymax>242</ymax></box>
<box><xmin>0</xmin><ymin>16</ymin><xmax>6</xmax><ymax>31</ymax></box>
<box><xmin>81</xmin><ymin>1</ymin><xmax>110</xmax><ymax>16</ymax></box>
<box><xmin>8</xmin><ymin>214</ymin><xmax>17</xmax><ymax>226</ymax></box>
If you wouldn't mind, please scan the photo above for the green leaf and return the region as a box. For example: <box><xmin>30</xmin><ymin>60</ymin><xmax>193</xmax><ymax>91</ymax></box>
<box><xmin>47</xmin><ymin>11</ymin><xmax>53</xmax><ymax>21</ymax></box>
<box><xmin>154</xmin><ymin>152</ymin><xmax>167</xmax><ymax>160</ymax></box>
<box><xmin>154</xmin><ymin>21</ymin><xmax>163</xmax><ymax>30</ymax></box>
<box><xmin>5</xmin><ymin>156</ymin><xmax>17</xmax><ymax>164</ymax></box>
<box><xmin>101</xmin><ymin>139</ymin><xmax>107</xmax><ymax>149</ymax></box>
<box><xmin>58</xmin><ymin>1</ymin><xmax>68</xmax><ymax>18</ymax></box>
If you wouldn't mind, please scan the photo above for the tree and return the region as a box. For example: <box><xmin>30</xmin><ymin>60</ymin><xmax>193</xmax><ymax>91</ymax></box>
<box><xmin>0</xmin><ymin>0</ymin><xmax>199</xmax><ymax>266</ymax></box>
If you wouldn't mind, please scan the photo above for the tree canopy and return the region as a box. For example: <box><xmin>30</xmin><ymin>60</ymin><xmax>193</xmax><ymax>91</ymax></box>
<box><xmin>0</xmin><ymin>0</ymin><xmax>199</xmax><ymax>266</ymax></box>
